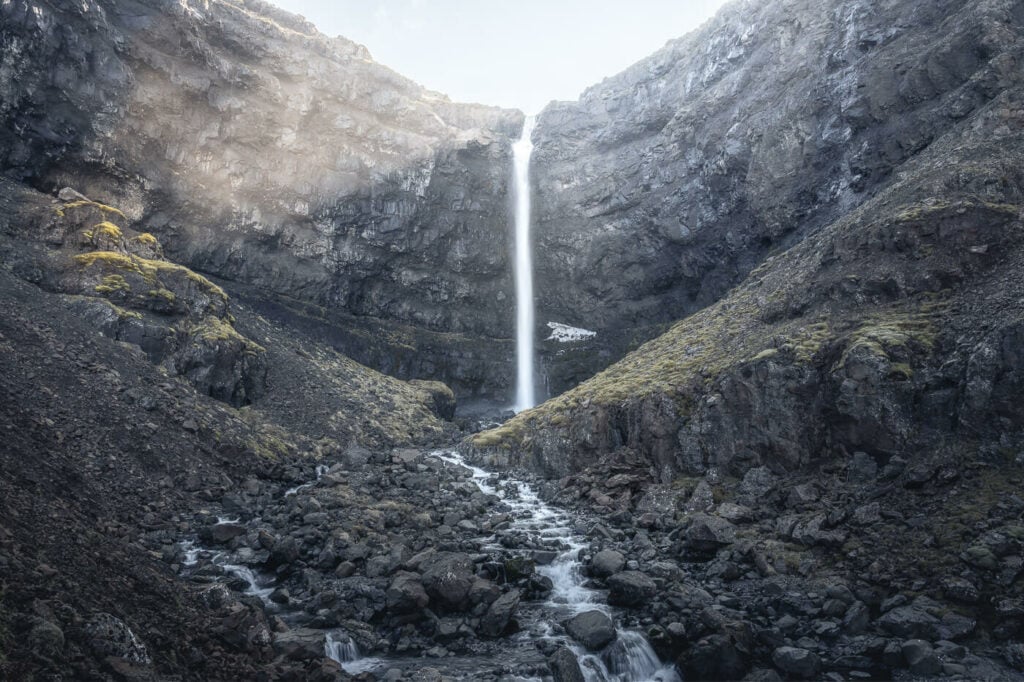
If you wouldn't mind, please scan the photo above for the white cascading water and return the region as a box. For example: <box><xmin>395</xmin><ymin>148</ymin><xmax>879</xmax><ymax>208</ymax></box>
<box><xmin>325</xmin><ymin>631</ymin><xmax>382</xmax><ymax>675</ymax></box>
<box><xmin>512</xmin><ymin>116</ymin><xmax>537</xmax><ymax>412</ymax></box>
<box><xmin>432</xmin><ymin>451</ymin><xmax>679</xmax><ymax>682</ymax></box>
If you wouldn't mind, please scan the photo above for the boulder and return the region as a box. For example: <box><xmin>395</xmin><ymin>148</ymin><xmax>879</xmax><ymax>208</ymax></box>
<box><xmin>738</xmin><ymin>467</ymin><xmax>778</xmax><ymax>504</ymax></box>
<box><xmin>591</xmin><ymin>549</ymin><xmax>626</xmax><ymax>578</ymax></box>
<box><xmin>786</xmin><ymin>483</ymin><xmax>820</xmax><ymax>508</ymax></box>
<box><xmin>84</xmin><ymin>613</ymin><xmax>150</xmax><ymax>664</ymax></box>
<box><xmin>607</xmin><ymin>571</ymin><xmax>657</xmax><ymax>607</ymax></box>
<box><xmin>478</xmin><ymin>588</ymin><xmax>521</xmax><ymax>637</ymax></box>
<box><xmin>684</xmin><ymin>513</ymin><xmax>736</xmax><ymax>556</ymax></box>
<box><xmin>848</xmin><ymin>451</ymin><xmax>878</xmax><ymax>482</ymax></box>
<box><xmin>207</xmin><ymin>522</ymin><xmax>247</xmax><ymax>544</ymax></box>
<box><xmin>548</xmin><ymin>646</ymin><xmax>586</xmax><ymax>682</ymax></box>
<box><xmin>686</xmin><ymin>480</ymin><xmax>715</xmax><ymax>512</ymax></box>
<box><xmin>272</xmin><ymin>628</ymin><xmax>327</xmax><ymax>661</ymax></box>
<box><xmin>679</xmin><ymin>634</ymin><xmax>748</xmax><ymax>681</ymax></box>
<box><xmin>420</xmin><ymin>552</ymin><xmax>476</xmax><ymax>611</ymax></box>
<box><xmin>386</xmin><ymin>571</ymin><xmax>429</xmax><ymax>614</ymax></box>
<box><xmin>902</xmin><ymin>639</ymin><xmax>942</xmax><ymax>676</ymax></box>
<box><xmin>877</xmin><ymin>603</ymin><xmax>941</xmax><ymax>640</ymax></box>
<box><xmin>772</xmin><ymin>646</ymin><xmax>821</xmax><ymax>678</ymax></box>
<box><xmin>565</xmin><ymin>610</ymin><xmax>617</xmax><ymax>651</ymax></box>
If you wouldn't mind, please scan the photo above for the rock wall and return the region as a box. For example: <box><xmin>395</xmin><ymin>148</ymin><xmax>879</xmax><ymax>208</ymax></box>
<box><xmin>469</xmin><ymin>0</ymin><xmax>1024</xmax><ymax>482</ymax></box>
<box><xmin>531</xmin><ymin>0</ymin><xmax>1021</xmax><ymax>348</ymax></box>
<box><xmin>0</xmin><ymin>0</ymin><xmax>523</xmax><ymax>398</ymax></box>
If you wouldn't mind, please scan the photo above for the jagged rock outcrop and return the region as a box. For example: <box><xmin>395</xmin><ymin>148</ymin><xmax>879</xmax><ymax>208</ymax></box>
<box><xmin>530</xmin><ymin>0</ymin><xmax>1024</xmax><ymax>388</ymax></box>
<box><xmin>1</xmin><ymin>179</ymin><xmax>267</xmax><ymax>406</ymax></box>
<box><xmin>0</xmin><ymin>0</ymin><xmax>522</xmax><ymax>398</ymax></box>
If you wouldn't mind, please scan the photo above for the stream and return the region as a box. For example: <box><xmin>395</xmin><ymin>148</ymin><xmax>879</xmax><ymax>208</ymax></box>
<box><xmin>178</xmin><ymin>449</ymin><xmax>680</xmax><ymax>681</ymax></box>
<box><xmin>428</xmin><ymin>450</ymin><xmax>680</xmax><ymax>682</ymax></box>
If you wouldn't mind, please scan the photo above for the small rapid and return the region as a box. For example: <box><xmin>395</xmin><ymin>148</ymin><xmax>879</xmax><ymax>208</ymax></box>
<box><xmin>326</xmin><ymin>631</ymin><xmax>384</xmax><ymax>675</ymax></box>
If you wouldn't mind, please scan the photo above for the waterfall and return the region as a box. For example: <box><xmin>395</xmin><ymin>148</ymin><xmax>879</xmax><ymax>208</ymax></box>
<box><xmin>325</xmin><ymin>631</ymin><xmax>382</xmax><ymax>675</ymax></box>
<box><xmin>512</xmin><ymin>115</ymin><xmax>537</xmax><ymax>412</ymax></box>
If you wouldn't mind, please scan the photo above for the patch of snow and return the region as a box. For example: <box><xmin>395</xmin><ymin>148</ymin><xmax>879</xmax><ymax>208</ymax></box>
<box><xmin>546</xmin><ymin>322</ymin><xmax>597</xmax><ymax>343</ymax></box>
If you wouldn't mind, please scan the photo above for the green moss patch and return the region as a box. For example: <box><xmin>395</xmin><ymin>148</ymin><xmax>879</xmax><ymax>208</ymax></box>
<box><xmin>74</xmin><ymin>251</ymin><xmax>227</xmax><ymax>303</ymax></box>
<box><xmin>94</xmin><ymin>274</ymin><xmax>131</xmax><ymax>295</ymax></box>
<box><xmin>148</xmin><ymin>288</ymin><xmax>176</xmax><ymax>303</ymax></box>
<box><xmin>59</xmin><ymin>200</ymin><xmax>127</xmax><ymax>220</ymax></box>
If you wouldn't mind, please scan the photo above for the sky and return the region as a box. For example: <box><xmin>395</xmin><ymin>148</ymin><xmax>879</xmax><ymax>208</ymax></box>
<box><xmin>267</xmin><ymin>0</ymin><xmax>733</xmax><ymax>114</ymax></box>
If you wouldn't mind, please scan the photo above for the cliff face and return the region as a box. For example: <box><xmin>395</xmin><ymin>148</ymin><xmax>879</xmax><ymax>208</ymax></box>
<box><xmin>531</xmin><ymin>0</ymin><xmax>1022</xmax><ymax>378</ymax></box>
<box><xmin>470</xmin><ymin>0</ymin><xmax>1024</xmax><ymax>479</ymax></box>
<box><xmin>1</xmin><ymin>0</ymin><xmax>522</xmax><ymax>397</ymax></box>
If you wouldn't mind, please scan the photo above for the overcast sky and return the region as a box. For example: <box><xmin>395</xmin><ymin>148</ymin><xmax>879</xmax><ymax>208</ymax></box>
<box><xmin>267</xmin><ymin>0</ymin><xmax>732</xmax><ymax>114</ymax></box>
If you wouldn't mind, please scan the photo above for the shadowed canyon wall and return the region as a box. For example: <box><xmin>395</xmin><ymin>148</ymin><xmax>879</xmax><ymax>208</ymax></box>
<box><xmin>1</xmin><ymin>0</ymin><xmax>522</xmax><ymax>399</ymax></box>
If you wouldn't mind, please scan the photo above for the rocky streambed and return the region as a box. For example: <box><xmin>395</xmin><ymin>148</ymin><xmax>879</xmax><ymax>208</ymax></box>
<box><xmin>159</xmin><ymin>438</ymin><xmax>1024</xmax><ymax>681</ymax></box>
<box><xmin>169</xmin><ymin>447</ymin><xmax>679</xmax><ymax>680</ymax></box>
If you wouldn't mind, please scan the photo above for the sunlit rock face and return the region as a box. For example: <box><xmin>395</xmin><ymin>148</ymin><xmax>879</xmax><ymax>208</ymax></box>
<box><xmin>0</xmin><ymin>0</ymin><xmax>521</xmax><ymax>344</ymax></box>
<box><xmin>532</xmin><ymin>0</ymin><xmax>1019</xmax><ymax>338</ymax></box>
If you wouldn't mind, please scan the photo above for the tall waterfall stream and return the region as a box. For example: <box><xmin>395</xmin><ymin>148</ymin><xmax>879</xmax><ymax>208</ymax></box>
<box><xmin>513</xmin><ymin>116</ymin><xmax>537</xmax><ymax>412</ymax></box>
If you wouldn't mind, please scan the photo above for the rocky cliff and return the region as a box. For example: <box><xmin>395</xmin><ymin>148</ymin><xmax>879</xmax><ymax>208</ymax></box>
<box><xmin>530</xmin><ymin>0</ymin><xmax>1024</xmax><ymax>390</ymax></box>
<box><xmin>475</xmin><ymin>0</ymin><xmax>1024</xmax><ymax>482</ymax></box>
<box><xmin>1</xmin><ymin>0</ymin><xmax>522</xmax><ymax>399</ymax></box>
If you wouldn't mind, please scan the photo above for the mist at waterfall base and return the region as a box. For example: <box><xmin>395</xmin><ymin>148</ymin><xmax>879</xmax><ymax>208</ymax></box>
<box><xmin>513</xmin><ymin>117</ymin><xmax>537</xmax><ymax>413</ymax></box>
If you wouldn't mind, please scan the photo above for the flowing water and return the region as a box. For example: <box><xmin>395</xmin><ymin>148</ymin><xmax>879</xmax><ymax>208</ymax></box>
<box><xmin>325</xmin><ymin>631</ymin><xmax>384</xmax><ymax>675</ymax></box>
<box><xmin>181</xmin><ymin>451</ymin><xmax>678</xmax><ymax>680</ymax></box>
<box><xmin>430</xmin><ymin>450</ymin><xmax>680</xmax><ymax>682</ymax></box>
<box><xmin>513</xmin><ymin>117</ymin><xmax>537</xmax><ymax>412</ymax></box>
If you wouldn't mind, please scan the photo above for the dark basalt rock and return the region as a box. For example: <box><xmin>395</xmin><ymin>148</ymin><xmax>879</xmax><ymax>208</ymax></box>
<box><xmin>530</xmin><ymin>0</ymin><xmax>1022</xmax><ymax>385</ymax></box>
<box><xmin>606</xmin><ymin>571</ymin><xmax>657</xmax><ymax>607</ymax></box>
<box><xmin>564</xmin><ymin>610</ymin><xmax>616</xmax><ymax>651</ymax></box>
<box><xmin>386</xmin><ymin>572</ymin><xmax>430</xmax><ymax>615</ymax></box>
<box><xmin>772</xmin><ymin>646</ymin><xmax>821</xmax><ymax>679</ymax></box>
<box><xmin>589</xmin><ymin>549</ymin><xmax>626</xmax><ymax>578</ymax></box>
<box><xmin>548</xmin><ymin>646</ymin><xmax>586</xmax><ymax>682</ymax></box>
<box><xmin>478</xmin><ymin>588</ymin><xmax>521</xmax><ymax>638</ymax></box>
<box><xmin>420</xmin><ymin>552</ymin><xmax>477</xmax><ymax>611</ymax></box>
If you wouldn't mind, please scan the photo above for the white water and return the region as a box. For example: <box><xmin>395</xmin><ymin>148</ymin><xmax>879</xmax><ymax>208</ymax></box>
<box><xmin>218</xmin><ymin>558</ymin><xmax>276</xmax><ymax>603</ymax></box>
<box><xmin>431</xmin><ymin>451</ymin><xmax>679</xmax><ymax>682</ymax></box>
<box><xmin>284</xmin><ymin>463</ymin><xmax>330</xmax><ymax>497</ymax></box>
<box><xmin>513</xmin><ymin>116</ymin><xmax>537</xmax><ymax>412</ymax></box>
<box><xmin>325</xmin><ymin>631</ymin><xmax>384</xmax><ymax>675</ymax></box>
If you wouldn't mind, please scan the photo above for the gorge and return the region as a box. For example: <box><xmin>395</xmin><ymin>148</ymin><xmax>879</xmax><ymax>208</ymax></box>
<box><xmin>2</xmin><ymin>0</ymin><xmax>1024</xmax><ymax>680</ymax></box>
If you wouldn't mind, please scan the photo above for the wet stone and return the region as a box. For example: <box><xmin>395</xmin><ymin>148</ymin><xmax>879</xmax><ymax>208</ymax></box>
<box><xmin>772</xmin><ymin>646</ymin><xmax>821</xmax><ymax>678</ymax></box>
<box><xmin>565</xmin><ymin>610</ymin><xmax>617</xmax><ymax>651</ymax></box>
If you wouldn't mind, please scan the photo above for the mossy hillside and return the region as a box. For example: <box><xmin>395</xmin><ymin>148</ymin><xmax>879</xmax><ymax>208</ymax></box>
<box><xmin>148</xmin><ymin>288</ymin><xmax>176</xmax><ymax>303</ymax></box>
<box><xmin>836</xmin><ymin>308</ymin><xmax>940</xmax><ymax>373</ymax></box>
<box><xmin>73</xmin><ymin>251</ymin><xmax>228</xmax><ymax>320</ymax></box>
<box><xmin>81</xmin><ymin>221</ymin><xmax>124</xmax><ymax>248</ymax></box>
<box><xmin>74</xmin><ymin>251</ymin><xmax>226</xmax><ymax>300</ymax></box>
<box><xmin>228</xmin><ymin>303</ymin><xmax>451</xmax><ymax>448</ymax></box>
<box><xmin>55</xmin><ymin>199</ymin><xmax>267</xmax><ymax>406</ymax></box>
<box><xmin>191</xmin><ymin>316</ymin><xmax>266</xmax><ymax>354</ymax></box>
